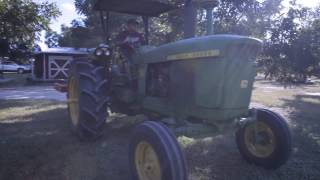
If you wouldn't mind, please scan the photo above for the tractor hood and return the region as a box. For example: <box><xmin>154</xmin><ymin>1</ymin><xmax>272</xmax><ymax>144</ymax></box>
<box><xmin>134</xmin><ymin>35</ymin><xmax>262</xmax><ymax>64</ymax></box>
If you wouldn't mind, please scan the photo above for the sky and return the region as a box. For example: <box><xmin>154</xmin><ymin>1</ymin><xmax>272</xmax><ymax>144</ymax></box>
<box><xmin>282</xmin><ymin>0</ymin><xmax>319</xmax><ymax>9</ymax></box>
<box><xmin>33</xmin><ymin>0</ymin><xmax>84</xmax><ymax>49</ymax></box>
<box><xmin>34</xmin><ymin>0</ymin><xmax>320</xmax><ymax>50</ymax></box>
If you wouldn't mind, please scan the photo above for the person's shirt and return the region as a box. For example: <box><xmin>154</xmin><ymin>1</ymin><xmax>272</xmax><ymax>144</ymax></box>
<box><xmin>116</xmin><ymin>30</ymin><xmax>145</xmax><ymax>53</ymax></box>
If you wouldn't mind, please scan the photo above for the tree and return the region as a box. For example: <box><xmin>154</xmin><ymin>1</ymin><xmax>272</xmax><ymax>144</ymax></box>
<box><xmin>55</xmin><ymin>0</ymin><xmax>320</xmax><ymax>82</ymax></box>
<box><xmin>45</xmin><ymin>30</ymin><xmax>60</xmax><ymax>48</ymax></box>
<box><xmin>0</xmin><ymin>0</ymin><xmax>60</xmax><ymax>62</ymax></box>
<box><xmin>59</xmin><ymin>0</ymin><xmax>284</xmax><ymax>47</ymax></box>
<box><xmin>0</xmin><ymin>38</ymin><xmax>10</xmax><ymax>57</ymax></box>
<box><xmin>261</xmin><ymin>1</ymin><xmax>320</xmax><ymax>82</ymax></box>
<box><xmin>60</xmin><ymin>1</ymin><xmax>141</xmax><ymax>48</ymax></box>
<box><xmin>58</xmin><ymin>20</ymin><xmax>103</xmax><ymax>48</ymax></box>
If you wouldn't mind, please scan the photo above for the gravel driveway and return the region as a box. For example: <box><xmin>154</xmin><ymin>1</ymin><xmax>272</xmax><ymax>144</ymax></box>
<box><xmin>0</xmin><ymin>86</ymin><xmax>66</xmax><ymax>101</ymax></box>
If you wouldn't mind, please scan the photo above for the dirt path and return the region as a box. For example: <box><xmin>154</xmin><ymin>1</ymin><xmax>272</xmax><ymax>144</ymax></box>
<box><xmin>0</xmin><ymin>80</ymin><xmax>319</xmax><ymax>180</ymax></box>
<box><xmin>0</xmin><ymin>86</ymin><xmax>66</xmax><ymax>101</ymax></box>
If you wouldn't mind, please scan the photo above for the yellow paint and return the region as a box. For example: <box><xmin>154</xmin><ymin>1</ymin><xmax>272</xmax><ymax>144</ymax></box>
<box><xmin>68</xmin><ymin>77</ymin><xmax>79</xmax><ymax>126</ymax></box>
<box><xmin>167</xmin><ymin>49</ymin><xmax>220</xmax><ymax>60</ymax></box>
<box><xmin>244</xmin><ymin>121</ymin><xmax>275</xmax><ymax>158</ymax></box>
<box><xmin>135</xmin><ymin>141</ymin><xmax>161</xmax><ymax>180</ymax></box>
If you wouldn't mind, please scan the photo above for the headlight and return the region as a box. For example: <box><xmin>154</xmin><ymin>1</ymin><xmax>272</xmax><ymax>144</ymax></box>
<box><xmin>94</xmin><ymin>46</ymin><xmax>111</xmax><ymax>58</ymax></box>
<box><xmin>95</xmin><ymin>49</ymin><xmax>104</xmax><ymax>56</ymax></box>
<box><xmin>104</xmin><ymin>50</ymin><xmax>111</xmax><ymax>56</ymax></box>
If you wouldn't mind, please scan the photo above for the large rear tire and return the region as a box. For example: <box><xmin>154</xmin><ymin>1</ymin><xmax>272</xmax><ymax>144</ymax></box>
<box><xmin>67</xmin><ymin>59</ymin><xmax>109</xmax><ymax>141</ymax></box>
<box><xmin>236</xmin><ymin>109</ymin><xmax>292</xmax><ymax>169</ymax></box>
<box><xmin>129</xmin><ymin>121</ymin><xmax>187</xmax><ymax>180</ymax></box>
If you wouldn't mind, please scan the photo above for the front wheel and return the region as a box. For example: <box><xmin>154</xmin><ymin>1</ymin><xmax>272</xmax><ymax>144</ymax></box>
<box><xmin>236</xmin><ymin>109</ymin><xmax>292</xmax><ymax>169</ymax></box>
<box><xmin>129</xmin><ymin>121</ymin><xmax>187</xmax><ymax>180</ymax></box>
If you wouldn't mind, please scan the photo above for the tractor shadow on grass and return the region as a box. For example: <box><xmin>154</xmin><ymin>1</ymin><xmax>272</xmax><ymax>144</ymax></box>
<box><xmin>0</xmin><ymin>99</ymin><xmax>132</xmax><ymax>180</ymax></box>
<box><xmin>184</xmin><ymin>94</ymin><xmax>320</xmax><ymax>180</ymax></box>
<box><xmin>2</xmin><ymin>96</ymin><xmax>320</xmax><ymax>180</ymax></box>
<box><xmin>279</xmin><ymin>94</ymin><xmax>320</xmax><ymax>179</ymax></box>
<box><xmin>183</xmin><ymin>133</ymin><xmax>288</xmax><ymax>180</ymax></box>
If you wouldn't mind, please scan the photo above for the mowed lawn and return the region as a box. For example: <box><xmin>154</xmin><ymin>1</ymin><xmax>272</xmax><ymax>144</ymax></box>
<box><xmin>0</xmin><ymin>78</ymin><xmax>320</xmax><ymax>180</ymax></box>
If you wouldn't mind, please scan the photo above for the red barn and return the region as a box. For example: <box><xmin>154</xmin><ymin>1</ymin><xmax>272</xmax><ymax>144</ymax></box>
<box><xmin>32</xmin><ymin>47</ymin><xmax>88</xmax><ymax>81</ymax></box>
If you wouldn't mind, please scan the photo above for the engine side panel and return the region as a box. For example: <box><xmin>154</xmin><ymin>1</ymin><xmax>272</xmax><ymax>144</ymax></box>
<box><xmin>138</xmin><ymin>35</ymin><xmax>262</xmax><ymax>122</ymax></box>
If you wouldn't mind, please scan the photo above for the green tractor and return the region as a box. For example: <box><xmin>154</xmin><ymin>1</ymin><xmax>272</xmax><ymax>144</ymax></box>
<box><xmin>64</xmin><ymin>0</ymin><xmax>292</xmax><ymax>179</ymax></box>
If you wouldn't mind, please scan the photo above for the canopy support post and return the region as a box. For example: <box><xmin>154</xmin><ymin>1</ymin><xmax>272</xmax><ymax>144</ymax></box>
<box><xmin>105</xmin><ymin>12</ymin><xmax>110</xmax><ymax>43</ymax></box>
<box><xmin>99</xmin><ymin>11</ymin><xmax>106</xmax><ymax>42</ymax></box>
<box><xmin>206</xmin><ymin>8</ymin><xmax>213</xmax><ymax>35</ymax></box>
<box><xmin>100</xmin><ymin>11</ymin><xmax>110</xmax><ymax>43</ymax></box>
<box><xmin>184</xmin><ymin>0</ymin><xmax>197</xmax><ymax>39</ymax></box>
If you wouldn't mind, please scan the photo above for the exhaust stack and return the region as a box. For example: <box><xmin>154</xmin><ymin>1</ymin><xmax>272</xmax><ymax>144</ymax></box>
<box><xmin>184</xmin><ymin>0</ymin><xmax>220</xmax><ymax>38</ymax></box>
<box><xmin>199</xmin><ymin>0</ymin><xmax>219</xmax><ymax>35</ymax></box>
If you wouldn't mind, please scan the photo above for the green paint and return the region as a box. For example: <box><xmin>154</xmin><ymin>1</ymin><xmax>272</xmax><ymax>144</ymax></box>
<box><xmin>114</xmin><ymin>35</ymin><xmax>262</xmax><ymax>124</ymax></box>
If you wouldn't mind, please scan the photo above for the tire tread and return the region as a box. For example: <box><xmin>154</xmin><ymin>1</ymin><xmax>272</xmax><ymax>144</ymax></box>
<box><xmin>67</xmin><ymin>59</ymin><xmax>108</xmax><ymax>141</ymax></box>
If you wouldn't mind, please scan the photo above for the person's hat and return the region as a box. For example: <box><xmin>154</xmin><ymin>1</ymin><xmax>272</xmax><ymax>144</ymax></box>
<box><xmin>127</xmin><ymin>19</ymin><xmax>139</xmax><ymax>25</ymax></box>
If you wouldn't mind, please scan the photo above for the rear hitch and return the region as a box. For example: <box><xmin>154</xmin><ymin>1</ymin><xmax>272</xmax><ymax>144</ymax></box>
<box><xmin>54</xmin><ymin>79</ymin><xmax>68</xmax><ymax>93</ymax></box>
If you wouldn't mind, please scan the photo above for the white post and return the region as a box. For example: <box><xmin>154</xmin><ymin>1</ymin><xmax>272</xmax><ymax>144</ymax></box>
<box><xmin>31</xmin><ymin>59</ymin><xmax>35</xmax><ymax>80</ymax></box>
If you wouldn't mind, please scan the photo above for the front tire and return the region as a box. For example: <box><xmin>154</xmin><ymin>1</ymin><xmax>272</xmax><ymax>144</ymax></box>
<box><xmin>236</xmin><ymin>109</ymin><xmax>292</xmax><ymax>169</ymax></box>
<box><xmin>67</xmin><ymin>59</ymin><xmax>109</xmax><ymax>141</ymax></box>
<box><xmin>129</xmin><ymin>121</ymin><xmax>187</xmax><ymax>180</ymax></box>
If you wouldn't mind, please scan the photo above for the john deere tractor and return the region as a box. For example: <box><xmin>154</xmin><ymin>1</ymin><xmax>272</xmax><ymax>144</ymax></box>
<box><xmin>63</xmin><ymin>0</ymin><xmax>292</xmax><ymax>179</ymax></box>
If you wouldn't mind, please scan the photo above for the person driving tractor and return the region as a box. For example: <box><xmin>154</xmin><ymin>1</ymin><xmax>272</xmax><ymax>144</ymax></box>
<box><xmin>116</xmin><ymin>19</ymin><xmax>145</xmax><ymax>79</ymax></box>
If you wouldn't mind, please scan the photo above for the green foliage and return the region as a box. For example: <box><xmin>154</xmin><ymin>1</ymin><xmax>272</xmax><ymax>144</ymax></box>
<box><xmin>261</xmin><ymin>1</ymin><xmax>320</xmax><ymax>81</ymax></box>
<box><xmin>58</xmin><ymin>0</ymin><xmax>286</xmax><ymax>46</ymax></box>
<box><xmin>0</xmin><ymin>0</ymin><xmax>60</xmax><ymax>62</ymax></box>
<box><xmin>45</xmin><ymin>30</ymin><xmax>60</xmax><ymax>48</ymax></box>
<box><xmin>56</xmin><ymin>0</ymin><xmax>187</xmax><ymax>47</ymax></box>
<box><xmin>213</xmin><ymin>0</ymin><xmax>283</xmax><ymax>38</ymax></box>
<box><xmin>54</xmin><ymin>0</ymin><xmax>320</xmax><ymax>81</ymax></box>
<box><xmin>58</xmin><ymin>18</ymin><xmax>106</xmax><ymax>48</ymax></box>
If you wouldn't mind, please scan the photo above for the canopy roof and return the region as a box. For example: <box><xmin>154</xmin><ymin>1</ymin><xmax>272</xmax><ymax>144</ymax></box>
<box><xmin>93</xmin><ymin>0</ymin><xmax>177</xmax><ymax>17</ymax></box>
<box><xmin>34</xmin><ymin>47</ymin><xmax>88</xmax><ymax>55</ymax></box>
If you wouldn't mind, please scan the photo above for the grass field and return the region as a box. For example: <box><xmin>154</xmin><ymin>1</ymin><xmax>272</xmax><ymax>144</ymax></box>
<box><xmin>0</xmin><ymin>78</ymin><xmax>319</xmax><ymax>180</ymax></box>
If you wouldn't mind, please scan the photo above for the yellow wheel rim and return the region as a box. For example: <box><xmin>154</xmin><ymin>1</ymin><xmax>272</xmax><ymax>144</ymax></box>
<box><xmin>68</xmin><ymin>77</ymin><xmax>79</xmax><ymax>126</ymax></box>
<box><xmin>135</xmin><ymin>141</ymin><xmax>162</xmax><ymax>180</ymax></box>
<box><xmin>244</xmin><ymin>121</ymin><xmax>275</xmax><ymax>158</ymax></box>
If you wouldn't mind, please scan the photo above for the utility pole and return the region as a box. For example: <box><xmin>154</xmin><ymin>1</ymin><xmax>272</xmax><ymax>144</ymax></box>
<box><xmin>0</xmin><ymin>38</ymin><xmax>9</xmax><ymax>79</ymax></box>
